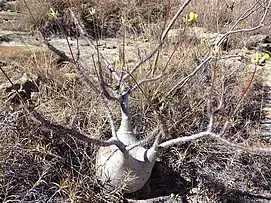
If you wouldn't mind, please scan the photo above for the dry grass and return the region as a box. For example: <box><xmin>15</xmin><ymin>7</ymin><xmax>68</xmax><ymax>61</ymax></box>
<box><xmin>1</xmin><ymin>0</ymin><xmax>271</xmax><ymax>202</ymax></box>
<box><xmin>18</xmin><ymin>0</ymin><xmax>271</xmax><ymax>40</ymax></box>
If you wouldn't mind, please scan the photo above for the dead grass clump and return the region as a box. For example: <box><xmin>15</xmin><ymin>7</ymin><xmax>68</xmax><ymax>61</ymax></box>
<box><xmin>19</xmin><ymin>0</ymin><xmax>166</xmax><ymax>38</ymax></box>
<box><xmin>154</xmin><ymin>67</ymin><xmax>269</xmax><ymax>202</ymax></box>
<box><xmin>18</xmin><ymin>0</ymin><xmax>85</xmax><ymax>37</ymax></box>
<box><xmin>0</xmin><ymin>54</ymin><xmax>126</xmax><ymax>202</ymax></box>
<box><xmin>124</xmin><ymin>30</ymin><xmax>269</xmax><ymax>201</ymax></box>
<box><xmin>19</xmin><ymin>0</ymin><xmax>270</xmax><ymax>44</ymax></box>
<box><xmin>0</xmin><ymin>107</ymin><xmax>108</xmax><ymax>202</ymax></box>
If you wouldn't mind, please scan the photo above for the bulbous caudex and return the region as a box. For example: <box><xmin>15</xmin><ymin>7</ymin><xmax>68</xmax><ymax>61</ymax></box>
<box><xmin>96</xmin><ymin>143</ymin><xmax>157</xmax><ymax>193</ymax></box>
<box><xmin>95</xmin><ymin>93</ymin><xmax>159</xmax><ymax>193</ymax></box>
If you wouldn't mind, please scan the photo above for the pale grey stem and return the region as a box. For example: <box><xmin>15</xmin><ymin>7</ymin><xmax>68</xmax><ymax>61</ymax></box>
<box><xmin>130</xmin><ymin>74</ymin><xmax>164</xmax><ymax>93</ymax></box>
<box><xmin>159</xmin><ymin>130</ymin><xmax>271</xmax><ymax>154</ymax></box>
<box><xmin>159</xmin><ymin>131</ymin><xmax>215</xmax><ymax>148</ymax></box>
<box><xmin>207</xmin><ymin>81</ymin><xmax>225</xmax><ymax>132</ymax></box>
<box><xmin>207</xmin><ymin>115</ymin><xmax>214</xmax><ymax>132</ymax></box>
<box><xmin>126</xmin><ymin>128</ymin><xmax>160</xmax><ymax>151</ymax></box>
<box><xmin>99</xmin><ymin>53</ymin><xmax>121</xmax><ymax>82</ymax></box>
<box><xmin>117</xmin><ymin>92</ymin><xmax>138</xmax><ymax>145</ymax></box>
<box><xmin>152</xmin><ymin>132</ymin><xmax>161</xmax><ymax>150</ymax></box>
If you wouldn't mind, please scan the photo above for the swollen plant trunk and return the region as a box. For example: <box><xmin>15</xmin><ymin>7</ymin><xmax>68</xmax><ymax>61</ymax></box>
<box><xmin>96</xmin><ymin>143</ymin><xmax>157</xmax><ymax>193</ymax></box>
<box><xmin>95</xmin><ymin>96</ymin><xmax>158</xmax><ymax>193</ymax></box>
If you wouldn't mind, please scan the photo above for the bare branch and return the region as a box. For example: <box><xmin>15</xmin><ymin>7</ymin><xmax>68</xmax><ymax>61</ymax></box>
<box><xmin>217</xmin><ymin>0</ymin><xmax>271</xmax><ymax>46</ymax></box>
<box><xmin>152</xmin><ymin>112</ymin><xmax>168</xmax><ymax>150</ymax></box>
<box><xmin>129</xmin><ymin>74</ymin><xmax>164</xmax><ymax>93</ymax></box>
<box><xmin>30</xmin><ymin>110</ymin><xmax>109</xmax><ymax>146</ymax></box>
<box><xmin>68</xmin><ymin>8</ymin><xmax>121</xmax><ymax>83</ymax></box>
<box><xmin>161</xmin><ymin>0</ymin><xmax>191</xmax><ymax>41</ymax></box>
<box><xmin>159</xmin><ymin>130</ymin><xmax>271</xmax><ymax>154</ymax></box>
<box><xmin>92</xmin><ymin>55</ymin><xmax>120</xmax><ymax>101</ymax></box>
<box><xmin>30</xmin><ymin>110</ymin><xmax>127</xmax><ymax>152</ymax></box>
<box><xmin>230</xmin><ymin>2</ymin><xmax>260</xmax><ymax>31</ymax></box>
<box><xmin>159</xmin><ymin>131</ymin><xmax>214</xmax><ymax>149</ymax></box>
<box><xmin>44</xmin><ymin>39</ymin><xmax>105</xmax><ymax>96</ymax></box>
<box><xmin>44</xmin><ymin>41</ymin><xmax>73</xmax><ymax>63</ymax></box>
<box><xmin>213</xmin><ymin>135</ymin><xmax>271</xmax><ymax>154</ymax></box>
<box><xmin>163</xmin><ymin>55</ymin><xmax>213</xmax><ymax>100</ymax></box>
<box><xmin>123</xmin><ymin>0</ymin><xmax>192</xmax><ymax>80</ymax></box>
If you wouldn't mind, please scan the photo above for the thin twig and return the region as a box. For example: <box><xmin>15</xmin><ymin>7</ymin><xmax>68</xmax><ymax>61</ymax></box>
<box><xmin>163</xmin><ymin>55</ymin><xmax>213</xmax><ymax>100</ymax></box>
<box><xmin>123</xmin><ymin>0</ymin><xmax>192</xmax><ymax>80</ymax></box>
<box><xmin>216</xmin><ymin>0</ymin><xmax>271</xmax><ymax>46</ymax></box>
<box><xmin>130</xmin><ymin>74</ymin><xmax>164</xmax><ymax>93</ymax></box>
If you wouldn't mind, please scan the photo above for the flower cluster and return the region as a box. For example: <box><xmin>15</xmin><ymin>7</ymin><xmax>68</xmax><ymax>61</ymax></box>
<box><xmin>251</xmin><ymin>52</ymin><xmax>271</xmax><ymax>65</ymax></box>
<box><xmin>184</xmin><ymin>11</ymin><xmax>198</xmax><ymax>23</ymax></box>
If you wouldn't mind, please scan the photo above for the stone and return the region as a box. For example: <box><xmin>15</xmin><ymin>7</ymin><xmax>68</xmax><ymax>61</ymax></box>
<box><xmin>0</xmin><ymin>72</ymin><xmax>40</xmax><ymax>104</ymax></box>
<box><xmin>244</xmin><ymin>35</ymin><xmax>271</xmax><ymax>50</ymax></box>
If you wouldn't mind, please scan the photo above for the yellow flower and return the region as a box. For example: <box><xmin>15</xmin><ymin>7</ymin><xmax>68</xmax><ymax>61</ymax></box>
<box><xmin>263</xmin><ymin>53</ymin><xmax>271</xmax><ymax>60</ymax></box>
<box><xmin>251</xmin><ymin>52</ymin><xmax>271</xmax><ymax>65</ymax></box>
<box><xmin>48</xmin><ymin>7</ymin><xmax>59</xmax><ymax>20</ymax></box>
<box><xmin>251</xmin><ymin>52</ymin><xmax>259</xmax><ymax>64</ymax></box>
<box><xmin>184</xmin><ymin>12</ymin><xmax>198</xmax><ymax>23</ymax></box>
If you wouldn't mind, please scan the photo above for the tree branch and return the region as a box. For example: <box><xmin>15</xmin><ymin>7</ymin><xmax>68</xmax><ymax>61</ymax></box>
<box><xmin>163</xmin><ymin>55</ymin><xmax>213</xmax><ymax>100</ymax></box>
<box><xmin>216</xmin><ymin>0</ymin><xmax>271</xmax><ymax>46</ymax></box>
<box><xmin>158</xmin><ymin>130</ymin><xmax>271</xmax><ymax>154</ymax></box>
<box><xmin>30</xmin><ymin>110</ymin><xmax>126</xmax><ymax>151</ymax></box>
<box><xmin>123</xmin><ymin>0</ymin><xmax>192</xmax><ymax>81</ymax></box>
<box><xmin>126</xmin><ymin>194</ymin><xmax>181</xmax><ymax>203</ymax></box>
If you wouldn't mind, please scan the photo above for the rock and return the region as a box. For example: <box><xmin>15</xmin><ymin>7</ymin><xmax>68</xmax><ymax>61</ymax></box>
<box><xmin>168</xmin><ymin>26</ymin><xmax>228</xmax><ymax>49</ymax></box>
<box><xmin>244</xmin><ymin>35</ymin><xmax>271</xmax><ymax>50</ymax></box>
<box><xmin>0</xmin><ymin>72</ymin><xmax>40</xmax><ymax>104</ymax></box>
<box><xmin>0</xmin><ymin>0</ymin><xmax>18</xmax><ymax>12</ymax></box>
<box><xmin>0</xmin><ymin>3</ymin><xmax>21</xmax><ymax>30</ymax></box>
<box><xmin>219</xmin><ymin>55</ymin><xmax>245</xmax><ymax>70</ymax></box>
<box><xmin>0</xmin><ymin>10</ymin><xmax>19</xmax><ymax>21</ymax></box>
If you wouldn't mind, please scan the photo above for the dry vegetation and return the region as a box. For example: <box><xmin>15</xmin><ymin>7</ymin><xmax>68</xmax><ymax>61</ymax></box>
<box><xmin>0</xmin><ymin>0</ymin><xmax>271</xmax><ymax>202</ymax></box>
